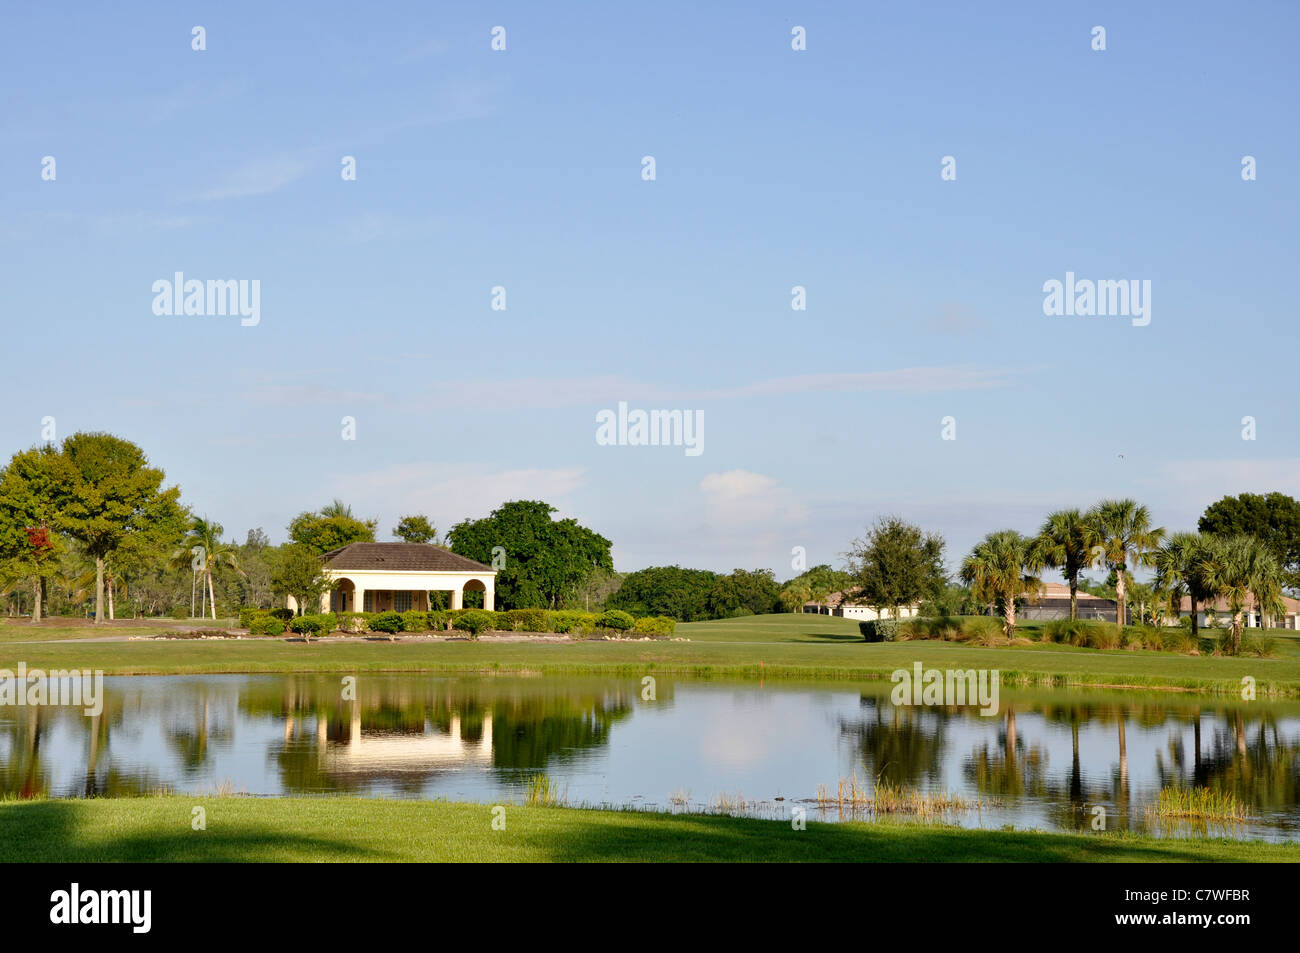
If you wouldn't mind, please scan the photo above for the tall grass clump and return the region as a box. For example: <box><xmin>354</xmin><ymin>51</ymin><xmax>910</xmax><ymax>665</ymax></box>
<box><xmin>1156</xmin><ymin>787</ymin><xmax>1250</xmax><ymax>821</ymax></box>
<box><xmin>523</xmin><ymin>774</ymin><xmax>567</xmax><ymax>807</ymax></box>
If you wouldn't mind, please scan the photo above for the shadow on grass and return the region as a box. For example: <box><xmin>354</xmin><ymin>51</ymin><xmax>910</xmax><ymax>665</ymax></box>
<box><xmin>0</xmin><ymin>800</ymin><xmax>386</xmax><ymax>863</ymax></box>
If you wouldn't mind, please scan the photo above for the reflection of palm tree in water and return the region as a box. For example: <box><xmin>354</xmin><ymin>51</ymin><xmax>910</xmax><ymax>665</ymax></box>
<box><xmin>842</xmin><ymin>696</ymin><xmax>948</xmax><ymax>788</ymax></box>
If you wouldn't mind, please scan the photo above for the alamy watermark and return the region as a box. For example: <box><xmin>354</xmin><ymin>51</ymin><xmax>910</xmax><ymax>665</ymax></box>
<box><xmin>0</xmin><ymin>663</ymin><xmax>104</xmax><ymax>716</ymax></box>
<box><xmin>890</xmin><ymin>662</ymin><xmax>999</xmax><ymax>716</ymax></box>
<box><xmin>1042</xmin><ymin>272</ymin><xmax>1150</xmax><ymax>327</ymax></box>
<box><xmin>595</xmin><ymin>402</ymin><xmax>703</xmax><ymax>456</ymax></box>
<box><xmin>152</xmin><ymin>273</ymin><xmax>260</xmax><ymax>326</ymax></box>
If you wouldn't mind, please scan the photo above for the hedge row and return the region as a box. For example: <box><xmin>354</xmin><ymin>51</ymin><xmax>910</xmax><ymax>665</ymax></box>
<box><xmin>238</xmin><ymin>607</ymin><xmax>676</xmax><ymax>640</ymax></box>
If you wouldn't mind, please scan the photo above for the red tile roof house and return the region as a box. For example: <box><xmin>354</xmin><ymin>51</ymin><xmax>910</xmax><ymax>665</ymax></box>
<box><xmin>1021</xmin><ymin>581</ymin><xmax>1120</xmax><ymax>622</ymax></box>
<box><xmin>1173</xmin><ymin>593</ymin><xmax>1300</xmax><ymax>630</ymax></box>
<box><xmin>284</xmin><ymin>543</ymin><xmax>497</xmax><ymax>615</ymax></box>
<box><xmin>802</xmin><ymin>589</ymin><xmax>920</xmax><ymax>621</ymax></box>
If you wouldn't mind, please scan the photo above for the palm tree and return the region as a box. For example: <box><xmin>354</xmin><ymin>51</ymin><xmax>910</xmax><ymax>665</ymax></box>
<box><xmin>1201</xmin><ymin>534</ymin><xmax>1285</xmax><ymax>655</ymax></box>
<box><xmin>1086</xmin><ymin>500</ymin><xmax>1164</xmax><ymax>636</ymax></box>
<box><xmin>1028</xmin><ymin>509</ymin><xmax>1095</xmax><ymax>620</ymax></box>
<box><xmin>959</xmin><ymin>530</ymin><xmax>1043</xmax><ymax>639</ymax></box>
<box><xmin>173</xmin><ymin>517</ymin><xmax>244</xmax><ymax>621</ymax></box>
<box><xmin>1152</xmin><ymin>531</ymin><xmax>1214</xmax><ymax>641</ymax></box>
<box><xmin>320</xmin><ymin>499</ymin><xmax>354</xmax><ymax>519</ymax></box>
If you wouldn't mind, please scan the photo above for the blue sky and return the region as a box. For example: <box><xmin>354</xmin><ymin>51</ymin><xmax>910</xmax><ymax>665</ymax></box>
<box><xmin>3</xmin><ymin>1</ymin><xmax>1297</xmax><ymax>577</ymax></box>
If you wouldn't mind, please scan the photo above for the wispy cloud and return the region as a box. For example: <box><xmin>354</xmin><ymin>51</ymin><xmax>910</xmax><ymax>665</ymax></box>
<box><xmin>189</xmin><ymin>153</ymin><xmax>310</xmax><ymax>201</ymax></box>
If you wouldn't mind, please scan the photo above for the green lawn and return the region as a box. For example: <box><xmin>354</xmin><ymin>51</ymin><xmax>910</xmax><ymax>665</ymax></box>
<box><xmin>1</xmin><ymin>796</ymin><xmax>1294</xmax><ymax>862</ymax></box>
<box><xmin>1</xmin><ymin>614</ymin><xmax>1297</xmax><ymax>695</ymax></box>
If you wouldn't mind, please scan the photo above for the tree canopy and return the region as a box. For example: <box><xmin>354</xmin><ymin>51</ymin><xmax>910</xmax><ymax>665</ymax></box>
<box><xmin>846</xmin><ymin>516</ymin><xmax>946</xmax><ymax>618</ymax></box>
<box><xmin>1199</xmin><ymin>492</ymin><xmax>1300</xmax><ymax>590</ymax></box>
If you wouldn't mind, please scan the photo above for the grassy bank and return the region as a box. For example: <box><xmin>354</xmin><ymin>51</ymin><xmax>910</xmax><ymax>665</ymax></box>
<box><xmin>1</xmin><ymin>796</ymin><xmax>1294</xmax><ymax>862</ymax></box>
<box><xmin>1</xmin><ymin>615</ymin><xmax>1297</xmax><ymax>695</ymax></box>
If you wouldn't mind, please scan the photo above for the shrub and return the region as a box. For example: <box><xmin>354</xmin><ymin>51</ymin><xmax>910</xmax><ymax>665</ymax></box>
<box><xmin>455</xmin><ymin>609</ymin><xmax>496</xmax><ymax>637</ymax></box>
<box><xmin>426</xmin><ymin>610</ymin><xmax>449</xmax><ymax>631</ymax></box>
<box><xmin>169</xmin><ymin>606</ymin><xmax>188</xmax><ymax>620</ymax></box>
<box><xmin>904</xmin><ymin>616</ymin><xmax>962</xmax><ymax>641</ymax></box>
<box><xmin>961</xmin><ymin>617</ymin><xmax>1004</xmax><ymax>645</ymax></box>
<box><xmin>289</xmin><ymin>614</ymin><xmax>333</xmax><ymax>640</ymax></box>
<box><xmin>547</xmin><ymin>611</ymin><xmax>583</xmax><ymax>634</ymax></box>
<box><xmin>400</xmin><ymin>610</ymin><xmax>430</xmax><ymax>632</ymax></box>
<box><xmin>337</xmin><ymin>611</ymin><xmax>369</xmax><ymax>634</ymax></box>
<box><xmin>632</xmin><ymin>615</ymin><xmax>676</xmax><ymax>638</ymax></box>
<box><xmin>505</xmin><ymin>608</ymin><xmax>549</xmax><ymax>633</ymax></box>
<box><xmin>1042</xmin><ymin>619</ymin><xmax>1111</xmax><ymax>647</ymax></box>
<box><xmin>1159</xmin><ymin>627</ymin><xmax>1199</xmax><ymax>654</ymax></box>
<box><xmin>249</xmin><ymin>615</ymin><xmax>286</xmax><ymax>636</ymax></box>
<box><xmin>368</xmin><ymin>611</ymin><xmax>404</xmax><ymax>635</ymax></box>
<box><xmin>596</xmin><ymin>610</ymin><xmax>635</xmax><ymax>632</ymax></box>
<box><xmin>1240</xmin><ymin>633</ymin><xmax>1277</xmax><ymax>658</ymax></box>
<box><xmin>267</xmin><ymin>607</ymin><xmax>294</xmax><ymax>622</ymax></box>
<box><xmin>859</xmin><ymin>619</ymin><xmax>897</xmax><ymax>643</ymax></box>
<box><xmin>238</xmin><ymin>607</ymin><xmax>261</xmax><ymax>629</ymax></box>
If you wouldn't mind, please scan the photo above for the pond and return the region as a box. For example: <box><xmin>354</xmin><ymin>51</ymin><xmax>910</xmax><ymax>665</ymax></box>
<box><xmin>2</xmin><ymin>674</ymin><xmax>1297</xmax><ymax>841</ymax></box>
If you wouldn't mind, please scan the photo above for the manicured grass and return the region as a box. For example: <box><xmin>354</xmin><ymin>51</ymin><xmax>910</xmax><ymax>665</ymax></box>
<box><xmin>2</xmin><ymin>614</ymin><xmax>1297</xmax><ymax>695</ymax></box>
<box><xmin>0</xmin><ymin>617</ymin><xmax>237</xmax><ymax>643</ymax></box>
<box><xmin>1</xmin><ymin>796</ymin><xmax>1294</xmax><ymax>862</ymax></box>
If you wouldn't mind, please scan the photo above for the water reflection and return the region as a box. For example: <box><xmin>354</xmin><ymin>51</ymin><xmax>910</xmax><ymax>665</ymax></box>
<box><xmin>0</xmin><ymin>675</ymin><xmax>1296</xmax><ymax>841</ymax></box>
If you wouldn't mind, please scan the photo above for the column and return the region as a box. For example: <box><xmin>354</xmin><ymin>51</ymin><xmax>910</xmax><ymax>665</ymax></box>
<box><xmin>355</xmin><ymin>587</ymin><xmax>366</xmax><ymax>614</ymax></box>
<box><xmin>483</xmin><ymin>580</ymin><xmax>494</xmax><ymax>612</ymax></box>
<box><xmin>451</xmin><ymin>586</ymin><xmax>463</xmax><ymax>610</ymax></box>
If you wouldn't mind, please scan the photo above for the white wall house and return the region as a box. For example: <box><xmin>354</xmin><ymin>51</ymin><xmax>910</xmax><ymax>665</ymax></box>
<box><xmin>286</xmin><ymin>542</ymin><xmax>497</xmax><ymax>614</ymax></box>
<box><xmin>802</xmin><ymin>589</ymin><xmax>919</xmax><ymax>620</ymax></box>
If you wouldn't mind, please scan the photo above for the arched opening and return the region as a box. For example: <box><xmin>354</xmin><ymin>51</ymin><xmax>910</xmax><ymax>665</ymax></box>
<box><xmin>461</xmin><ymin>578</ymin><xmax>486</xmax><ymax>610</ymax></box>
<box><xmin>330</xmin><ymin>578</ymin><xmax>357</xmax><ymax>613</ymax></box>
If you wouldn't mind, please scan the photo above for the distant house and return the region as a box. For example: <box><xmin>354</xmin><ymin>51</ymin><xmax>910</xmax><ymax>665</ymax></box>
<box><xmin>1173</xmin><ymin>593</ymin><xmax>1300</xmax><ymax>630</ymax></box>
<box><xmin>286</xmin><ymin>542</ymin><xmax>497</xmax><ymax>614</ymax></box>
<box><xmin>802</xmin><ymin>588</ymin><xmax>919</xmax><ymax>621</ymax></box>
<box><xmin>1022</xmin><ymin>581</ymin><xmax>1119</xmax><ymax>622</ymax></box>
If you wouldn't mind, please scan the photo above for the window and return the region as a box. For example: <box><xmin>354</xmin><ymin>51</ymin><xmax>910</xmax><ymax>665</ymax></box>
<box><xmin>363</xmin><ymin>591</ymin><xmax>374</xmax><ymax>612</ymax></box>
<box><xmin>394</xmin><ymin>591</ymin><xmax>412</xmax><ymax>612</ymax></box>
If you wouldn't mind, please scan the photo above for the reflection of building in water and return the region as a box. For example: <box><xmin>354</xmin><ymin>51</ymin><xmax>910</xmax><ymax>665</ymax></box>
<box><xmin>319</xmin><ymin>708</ymin><xmax>493</xmax><ymax>776</ymax></box>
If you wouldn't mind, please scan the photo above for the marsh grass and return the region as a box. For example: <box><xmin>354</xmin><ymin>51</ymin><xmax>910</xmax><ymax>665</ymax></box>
<box><xmin>814</xmin><ymin>772</ymin><xmax>983</xmax><ymax>818</ymax></box>
<box><xmin>524</xmin><ymin>774</ymin><xmax>568</xmax><ymax>808</ymax></box>
<box><xmin>1155</xmin><ymin>787</ymin><xmax>1251</xmax><ymax>822</ymax></box>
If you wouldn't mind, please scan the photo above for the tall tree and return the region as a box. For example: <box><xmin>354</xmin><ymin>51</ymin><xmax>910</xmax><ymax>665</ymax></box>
<box><xmin>846</xmin><ymin>516</ymin><xmax>946</xmax><ymax>620</ymax></box>
<box><xmin>959</xmin><ymin>530</ymin><xmax>1043</xmax><ymax>638</ymax></box>
<box><xmin>1087</xmin><ymin>499</ymin><xmax>1164</xmax><ymax>635</ymax></box>
<box><xmin>0</xmin><ymin>446</ymin><xmax>72</xmax><ymax>622</ymax></box>
<box><xmin>270</xmin><ymin>544</ymin><xmax>331</xmax><ymax>617</ymax></box>
<box><xmin>606</xmin><ymin>566</ymin><xmax>719</xmax><ymax>621</ymax></box>
<box><xmin>448</xmin><ymin>501</ymin><xmax>612</xmax><ymax>610</ymax></box>
<box><xmin>58</xmin><ymin>433</ymin><xmax>183</xmax><ymax>624</ymax></box>
<box><xmin>174</xmin><ymin>517</ymin><xmax>244</xmax><ymax>620</ymax></box>
<box><xmin>288</xmin><ymin>502</ymin><xmax>377</xmax><ymax>554</ymax></box>
<box><xmin>1028</xmin><ymin>508</ymin><xmax>1095</xmax><ymax>621</ymax></box>
<box><xmin>392</xmin><ymin>514</ymin><xmax>439</xmax><ymax>544</ymax></box>
<box><xmin>1152</xmin><ymin>531</ymin><xmax>1215</xmax><ymax>641</ymax></box>
<box><xmin>1199</xmin><ymin>492</ymin><xmax>1300</xmax><ymax>591</ymax></box>
<box><xmin>1201</xmin><ymin>534</ymin><xmax>1286</xmax><ymax>654</ymax></box>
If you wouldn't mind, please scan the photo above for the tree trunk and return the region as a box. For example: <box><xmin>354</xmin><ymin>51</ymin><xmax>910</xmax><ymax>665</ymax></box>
<box><xmin>1231</xmin><ymin>610</ymin><xmax>1243</xmax><ymax>655</ymax></box>
<box><xmin>94</xmin><ymin>557</ymin><xmax>105</xmax><ymax>624</ymax></box>
<box><xmin>1069</xmin><ymin>579</ymin><xmax>1078</xmax><ymax>621</ymax></box>
<box><xmin>31</xmin><ymin>577</ymin><xmax>42</xmax><ymax>624</ymax></box>
<box><xmin>1114</xmin><ymin>571</ymin><xmax>1126</xmax><ymax>635</ymax></box>
<box><xmin>1190</xmin><ymin>598</ymin><xmax>1199</xmax><ymax>640</ymax></box>
<box><xmin>207</xmin><ymin>569</ymin><xmax>217</xmax><ymax>621</ymax></box>
<box><xmin>108</xmin><ymin>574</ymin><xmax>115</xmax><ymax>621</ymax></box>
<box><xmin>1002</xmin><ymin>598</ymin><xmax>1016</xmax><ymax>640</ymax></box>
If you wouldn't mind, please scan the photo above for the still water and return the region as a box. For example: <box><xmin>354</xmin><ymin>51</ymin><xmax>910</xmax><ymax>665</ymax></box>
<box><xmin>2</xmin><ymin>674</ymin><xmax>1297</xmax><ymax>841</ymax></box>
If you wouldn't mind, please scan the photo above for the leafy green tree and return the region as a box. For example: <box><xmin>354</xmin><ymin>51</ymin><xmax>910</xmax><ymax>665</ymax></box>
<box><xmin>1086</xmin><ymin>499</ymin><xmax>1164</xmax><ymax>635</ymax></box>
<box><xmin>1199</xmin><ymin>492</ymin><xmax>1300</xmax><ymax>591</ymax></box>
<box><xmin>288</xmin><ymin>501</ymin><xmax>377</xmax><ymax>554</ymax></box>
<box><xmin>706</xmin><ymin>569</ymin><xmax>781</xmax><ymax>617</ymax></box>
<box><xmin>58</xmin><ymin>433</ymin><xmax>183</xmax><ymax>624</ymax></box>
<box><xmin>959</xmin><ymin>530</ymin><xmax>1043</xmax><ymax>638</ymax></box>
<box><xmin>392</xmin><ymin>514</ymin><xmax>439</xmax><ymax>544</ymax></box>
<box><xmin>447</xmin><ymin>501</ymin><xmax>612</xmax><ymax>610</ymax></box>
<box><xmin>606</xmin><ymin>565</ymin><xmax>719</xmax><ymax>621</ymax></box>
<box><xmin>270</xmin><ymin>544</ymin><xmax>331</xmax><ymax>617</ymax></box>
<box><xmin>846</xmin><ymin>516</ymin><xmax>946</xmax><ymax>620</ymax></box>
<box><xmin>0</xmin><ymin>445</ymin><xmax>73</xmax><ymax>622</ymax></box>
<box><xmin>1201</xmin><ymin>534</ymin><xmax>1286</xmax><ymax>654</ymax></box>
<box><xmin>780</xmin><ymin>564</ymin><xmax>853</xmax><ymax>609</ymax></box>
<box><xmin>1152</xmin><ymin>531</ymin><xmax>1215</xmax><ymax>640</ymax></box>
<box><xmin>1028</xmin><ymin>509</ymin><xmax>1096</xmax><ymax>621</ymax></box>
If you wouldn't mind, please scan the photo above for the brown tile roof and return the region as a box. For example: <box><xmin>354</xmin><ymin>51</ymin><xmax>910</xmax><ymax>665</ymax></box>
<box><xmin>1036</xmin><ymin>581</ymin><xmax>1115</xmax><ymax>605</ymax></box>
<box><xmin>322</xmin><ymin>543</ymin><xmax>494</xmax><ymax>573</ymax></box>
